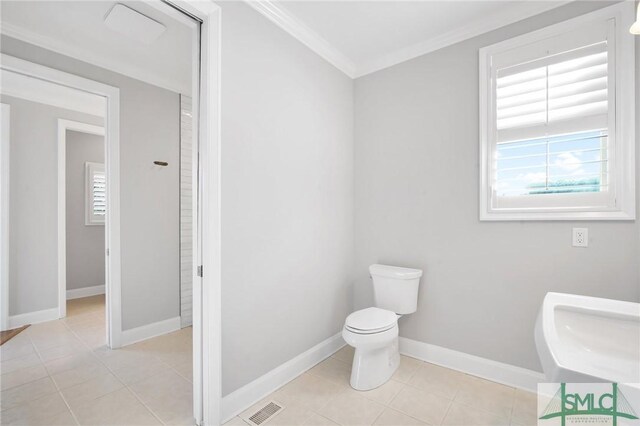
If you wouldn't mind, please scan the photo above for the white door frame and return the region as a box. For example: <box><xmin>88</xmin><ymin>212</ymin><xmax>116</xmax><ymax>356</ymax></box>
<box><xmin>57</xmin><ymin>119</ymin><xmax>106</xmax><ymax>320</ymax></box>
<box><xmin>139</xmin><ymin>1</ymin><xmax>222</xmax><ymax>423</ymax></box>
<box><xmin>1</xmin><ymin>0</ymin><xmax>222</xmax><ymax>421</ymax></box>
<box><xmin>0</xmin><ymin>103</ymin><xmax>10</xmax><ymax>332</ymax></box>
<box><xmin>0</xmin><ymin>54</ymin><xmax>122</xmax><ymax>348</ymax></box>
<box><xmin>174</xmin><ymin>2</ymin><xmax>221</xmax><ymax>424</ymax></box>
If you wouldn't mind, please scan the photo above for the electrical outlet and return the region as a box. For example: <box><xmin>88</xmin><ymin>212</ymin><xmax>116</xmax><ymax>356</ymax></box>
<box><xmin>572</xmin><ymin>228</ymin><xmax>588</xmax><ymax>247</ymax></box>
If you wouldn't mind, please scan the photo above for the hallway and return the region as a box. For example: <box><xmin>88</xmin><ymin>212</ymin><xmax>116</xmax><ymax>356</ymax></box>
<box><xmin>0</xmin><ymin>296</ymin><xmax>193</xmax><ymax>425</ymax></box>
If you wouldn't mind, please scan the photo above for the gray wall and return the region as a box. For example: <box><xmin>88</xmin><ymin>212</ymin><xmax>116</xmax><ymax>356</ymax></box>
<box><xmin>66</xmin><ymin>130</ymin><xmax>105</xmax><ymax>291</ymax></box>
<box><xmin>219</xmin><ymin>2</ymin><xmax>354</xmax><ymax>395</ymax></box>
<box><xmin>354</xmin><ymin>1</ymin><xmax>640</xmax><ymax>373</ymax></box>
<box><xmin>1</xmin><ymin>37</ymin><xmax>181</xmax><ymax>330</ymax></box>
<box><xmin>1</xmin><ymin>95</ymin><xmax>102</xmax><ymax>315</ymax></box>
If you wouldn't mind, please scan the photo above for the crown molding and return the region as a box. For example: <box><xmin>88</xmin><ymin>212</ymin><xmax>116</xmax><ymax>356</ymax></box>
<box><xmin>245</xmin><ymin>0</ymin><xmax>357</xmax><ymax>78</ymax></box>
<box><xmin>246</xmin><ymin>0</ymin><xmax>573</xmax><ymax>80</ymax></box>
<box><xmin>354</xmin><ymin>1</ymin><xmax>573</xmax><ymax>77</ymax></box>
<box><xmin>0</xmin><ymin>22</ymin><xmax>188</xmax><ymax>94</ymax></box>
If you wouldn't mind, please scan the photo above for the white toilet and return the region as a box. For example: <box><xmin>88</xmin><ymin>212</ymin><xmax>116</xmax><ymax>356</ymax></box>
<box><xmin>342</xmin><ymin>264</ymin><xmax>422</xmax><ymax>391</ymax></box>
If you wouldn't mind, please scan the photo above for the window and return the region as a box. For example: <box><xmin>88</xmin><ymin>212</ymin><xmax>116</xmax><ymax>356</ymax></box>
<box><xmin>85</xmin><ymin>162</ymin><xmax>106</xmax><ymax>225</ymax></box>
<box><xmin>479</xmin><ymin>3</ymin><xmax>635</xmax><ymax>220</ymax></box>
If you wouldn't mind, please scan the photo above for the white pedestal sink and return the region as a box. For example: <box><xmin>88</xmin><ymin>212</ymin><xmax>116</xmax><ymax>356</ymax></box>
<box><xmin>535</xmin><ymin>292</ymin><xmax>640</xmax><ymax>384</ymax></box>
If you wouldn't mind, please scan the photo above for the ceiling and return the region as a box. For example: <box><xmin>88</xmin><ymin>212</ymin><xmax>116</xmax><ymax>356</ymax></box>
<box><xmin>250</xmin><ymin>0</ymin><xmax>571</xmax><ymax>77</ymax></box>
<box><xmin>0</xmin><ymin>1</ymin><xmax>195</xmax><ymax>94</ymax></box>
<box><xmin>0</xmin><ymin>1</ymin><xmax>573</xmax><ymax>84</ymax></box>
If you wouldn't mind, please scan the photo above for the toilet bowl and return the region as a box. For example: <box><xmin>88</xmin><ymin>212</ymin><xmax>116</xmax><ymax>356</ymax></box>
<box><xmin>343</xmin><ymin>265</ymin><xmax>422</xmax><ymax>391</ymax></box>
<box><xmin>342</xmin><ymin>307</ymin><xmax>400</xmax><ymax>390</ymax></box>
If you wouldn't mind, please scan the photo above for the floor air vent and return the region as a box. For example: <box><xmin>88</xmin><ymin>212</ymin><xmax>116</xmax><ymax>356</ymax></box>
<box><xmin>241</xmin><ymin>401</ymin><xmax>284</xmax><ymax>426</ymax></box>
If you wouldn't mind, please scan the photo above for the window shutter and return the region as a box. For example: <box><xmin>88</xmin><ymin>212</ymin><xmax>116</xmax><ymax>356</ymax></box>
<box><xmin>495</xmin><ymin>42</ymin><xmax>608</xmax><ymax>143</ymax></box>
<box><xmin>492</xmin><ymin>40</ymin><xmax>611</xmax><ymax>199</ymax></box>
<box><xmin>479</xmin><ymin>3</ymin><xmax>636</xmax><ymax>220</ymax></box>
<box><xmin>85</xmin><ymin>162</ymin><xmax>106</xmax><ymax>225</ymax></box>
<box><xmin>92</xmin><ymin>169</ymin><xmax>106</xmax><ymax>217</ymax></box>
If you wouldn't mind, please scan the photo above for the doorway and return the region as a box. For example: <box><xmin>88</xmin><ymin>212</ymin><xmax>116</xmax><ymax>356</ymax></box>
<box><xmin>0</xmin><ymin>0</ymin><xmax>221</xmax><ymax>423</ymax></box>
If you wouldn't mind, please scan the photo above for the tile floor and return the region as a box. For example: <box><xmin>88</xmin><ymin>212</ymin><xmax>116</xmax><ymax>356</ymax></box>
<box><xmin>226</xmin><ymin>347</ymin><xmax>538</xmax><ymax>426</ymax></box>
<box><xmin>2</xmin><ymin>298</ymin><xmax>538</xmax><ymax>426</ymax></box>
<box><xmin>0</xmin><ymin>295</ymin><xmax>193</xmax><ymax>426</ymax></box>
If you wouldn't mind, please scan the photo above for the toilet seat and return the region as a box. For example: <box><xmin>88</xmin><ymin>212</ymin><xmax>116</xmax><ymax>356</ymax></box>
<box><xmin>345</xmin><ymin>307</ymin><xmax>397</xmax><ymax>335</ymax></box>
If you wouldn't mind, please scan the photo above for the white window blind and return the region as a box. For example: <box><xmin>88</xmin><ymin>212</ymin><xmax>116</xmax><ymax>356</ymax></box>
<box><xmin>494</xmin><ymin>43</ymin><xmax>609</xmax><ymax>199</ymax></box>
<box><xmin>85</xmin><ymin>162</ymin><xmax>105</xmax><ymax>225</ymax></box>
<box><xmin>478</xmin><ymin>4</ymin><xmax>637</xmax><ymax>220</ymax></box>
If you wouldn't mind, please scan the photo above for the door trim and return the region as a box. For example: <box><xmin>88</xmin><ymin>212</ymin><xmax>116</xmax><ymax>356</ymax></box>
<box><xmin>0</xmin><ymin>54</ymin><xmax>122</xmax><ymax>348</ymax></box>
<box><xmin>0</xmin><ymin>103</ymin><xmax>10</xmax><ymax>331</ymax></box>
<box><xmin>56</xmin><ymin>119</ymin><xmax>105</xmax><ymax>320</ymax></box>
<box><xmin>172</xmin><ymin>2</ymin><xmax>222</xmax><ymax>424</ymax></box>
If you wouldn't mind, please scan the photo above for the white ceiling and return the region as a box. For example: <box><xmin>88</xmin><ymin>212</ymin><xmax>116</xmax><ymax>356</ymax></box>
<box><xmin>0</xmin><ymin>1</ymin><xmax>195</xmax><ymax>94</ymax></box>
<box><xmin>1</xmin><ymin>1</ymin><xmax>573</xmax><ymax>83</ymax></box>
<box><xmin>250</xmin><ymin>0</ymin><xmax>571</xmax><ymax>77</ymax></box>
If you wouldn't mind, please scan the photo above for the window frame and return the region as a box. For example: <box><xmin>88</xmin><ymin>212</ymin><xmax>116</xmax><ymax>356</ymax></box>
<box><xmin>85</xmin><ymin>161</ymin><xmax>106</xmax><ymax>226</ymax></box>
<box><xmin>479</xmin><ymin>2</ymin><xmax>635</xmax><ymax>221</ymax></box>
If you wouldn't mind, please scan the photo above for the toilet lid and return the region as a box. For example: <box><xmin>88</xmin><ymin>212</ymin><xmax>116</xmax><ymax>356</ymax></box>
<box><xmin>345</xmin><ymin>307</ymin><xmax>397</xmax><ymax>333</ymax></box>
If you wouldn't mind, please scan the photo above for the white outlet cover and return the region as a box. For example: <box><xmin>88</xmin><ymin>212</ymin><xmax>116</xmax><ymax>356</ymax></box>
<box><xmin>572</xmin><ymin>228</ymin><xmax>588</xmax><ymax>247</ymax></box>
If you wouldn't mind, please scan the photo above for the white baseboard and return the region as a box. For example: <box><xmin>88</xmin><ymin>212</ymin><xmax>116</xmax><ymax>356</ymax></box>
<box><xmin>221</xmin><ymin>332</ymin><xmax>346</xmax><ymax>422</ymax></box>
<box><xmin>7</xmin><ymin>307</ymin><xmax>59</xmax><ymax>330</ymax></box>
<box><xmin>399</xmin><ymin>337</ymin><xmax>545</xmax><ymax>392</ymax></box>
<box><xmin>66</xmin><ymin>285</ymin><xmax>105</xmax><ymax>300</ymax></box>
<box><xmin>121</xmin><ymin>316</ymin><xmax>181</xmax><ymax>347</ymax></box>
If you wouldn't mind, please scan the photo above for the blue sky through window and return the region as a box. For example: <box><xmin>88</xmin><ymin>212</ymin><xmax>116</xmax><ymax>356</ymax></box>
<box><xmin>495</xmin><ymin>130</ymin><xmax>607</xmax><ymax>196</ymax></box>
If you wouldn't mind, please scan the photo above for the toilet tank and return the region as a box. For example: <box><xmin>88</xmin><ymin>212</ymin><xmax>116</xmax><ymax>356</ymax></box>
<box><xmin>370</xmin><ymin>264</ymin><xmax>422</xmax><ymax>314</ymax></box>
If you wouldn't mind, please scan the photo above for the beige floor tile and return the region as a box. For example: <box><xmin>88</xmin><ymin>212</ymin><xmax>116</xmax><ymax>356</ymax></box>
<box><xmin>223</xmin><ymin>417</ymin><xmax>249</xmax><ymax>426</ymax></box>
<box><xmin>342</xmin><ymin>379</ymin><xmax>405</xmax><ymax>405</ymax></box>
<box><xmin>0</xmin><ymin>391</ymin><xmax>76</xmax><ymax>426</ymax></box>
<box><xmin>0</xmin><ymin>297</ymin><xmax>195</xmax><ymax>425</ymax></box>
<box><xmin>408</xmin><ymin>362</ymin><xmax>471</xmax><ymax>399</ymax></box>
<box><xmin>92</xmin><ymin>346</ymin><xmax>156</xmax><ymax>371</ymax></box>
<box><xmin>454</xmin><ymin>376</ymin><xmax>515</xmax><ymax>420</ymax></box>
<box><xmin>373</xmin><ymin>408</ymin><xmax>427</xmax><ymax>425</ymax></box>
<box><xmin>25</xmin><ymin>320</ymin><xmax>69</xmax><ymax>337</ymax></box>
<box><xmin>75</xmin><ymin>332</ymin><xmax>107</xmax><ymax>350</ymax></box>
<box><xmin>308</xmin><ymin>357</ymin><xmax>351</xmax><ymax>386</ymax></box>
<box><xmin>318</xmin><ymin>392</ymin><xmax>385</xmax><ymax>426</ymax></box>
<box><xmin>511</xmin><ymin>389</ymin><xmax>538</xmax><ymax>426</ymax></box>
<box><xmin>45</xmin><ymin>353</ymin><xmax>101</xmax><ymax>375</ymax></box>
<box><xmin>0</xmin><ymin>336</ymin><xmax>35</xmax><ymax>361</ymax></box>
<box><xmin>442</xmin><ymin>402</ymin><xmax>511</xmax><ymax>426</ymax></box>
<box><xmin>71</xmin><ymin>387</ymin><xmax>160</xmax><ymax>426</ymax></box>
<box><xmin>0</xmin><ymin>377</ymin><xmax>58</xmax><ymax>411</ymax></box>
<box><xmin>173</xmin><ymin>360</ymin><xmax>193</xmax><ymax>382</ymax></box>
<box><xmin>275</xmin><ymin>373</ymin><xmax>342</xmax><ymax>412</ymax></box>
<box><xmin>302</xmin><ymin>413</ymin><xmax>340</xmax><ymax>425</ymax></box>
<box><xmin>38</xmin><ymin>342</ymin><xmax>90</xmax><ymax>363</ymax></box>
<box><xmin>66</xmin><ymin>295</ymin><xmax>105</xmax><ymax>317</ymax></box>
<box><xmin>154</xmin><ymin>348</ymin><xmax>193</xmax><ymax>368</ymax></box>
<box><xmin>129</xmin><ymin>370</ymin><xmax>192</xmax><ymax>424</ymax></box>
<box><xmin>389</xmin><ymin>385</ymin><xmax>451</xmax><ymax>425</ymax></box>
<box><xmin>30</xmin><ymin>331</ymin><xmax>82</xmax><ymax>353</ymax></box>
<box><xmin>162</xmin><ymin>415</ymin><xmax>195</xmax><ymax>425</ymax></box>
<box><xmin>267</xmin><ymin>404</ymin><xmax>315</xmax><ymax>426</ymax></box>
<box><xmin>391</xmin><ymin>356</ymin><xmax>423</xmax><ymax>383</ymax></box>
<box><xmin>1</xmin><ymin>364</ymin><xmax>49</xmax><ymax>391</ymax></box>
<box><xmin>64</xmin><ymin>312</ymin><xmax>104</xmax><ymax>328</ymax></box>
<box><xmin>111</xmin><ymin>358</ymin><xmax>170</xmax><ymax>385</ymax></box>
<box><xmin>0</xmin><ymin>353</ymin><xmax>42</xmax><ymax>375</ymax></box>
<box><xmin>331</xmin><ymin>346</ymin><xmax>355</xmax><ymax>364</ymax></box>
<box><xmin>60</xmin><ymin>373</ymin><xmax>124</xmax><ymax>410</ymax></box>
<box><xmin>51</xmin><ymin>359</ymin><xmax>111</xmax><ymax>390</ymax></box>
